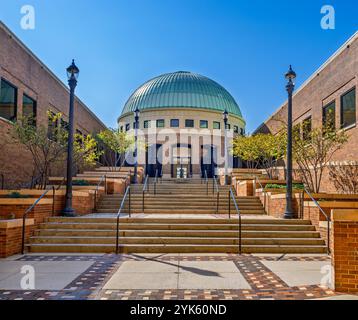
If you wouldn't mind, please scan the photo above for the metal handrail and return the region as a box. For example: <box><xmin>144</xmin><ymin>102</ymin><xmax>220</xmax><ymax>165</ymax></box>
<box><xmin>213</xmin><ymin>175</ymin><xmax>220</xmax><ymax>214</ymax></box>
<box><xmin>142</xmin><ymin>174</ymin><xmax>149</xmax><ymax>212</ymax></box>
<box><xmin>154</xmin><ymin>169</ymin><xmax>159</xmax><ymax>195</ymax></box>
<box><xmin>116</xmin><ymin>186</ymin><xmax>131</xmax><ymax>254</ymax></box>
<box><xmin>1</xmin><ymin>173</ymin><xmax>4</xmax><ymax>189</ymax></box>
<box><xmin>302</xmin><ymin>187</ymin><xmax>331</xmax><ymax>255</ymax></box>
<box><xmin>228</xmin><ymin>187</ymin><xmax>242</xmax><ymax>254</ymax></box>
<box><xmin>204</xmin><ymin>170</ymin><xmax>209</xmax><ymax>195</ymax></box>
<box><xmin>254</xmin><ymin>176</ymin><xmax>269</xmax><ymax>212</ymax></box>
<box><xmin>21</xmin><ymin>188</ymin><xmax>51</xmax><ymax>254</ymax></box>
<box><xmin>94</xmin><ymin>175</ymin><xmax>107</xmax><ymax>212</ymax></box>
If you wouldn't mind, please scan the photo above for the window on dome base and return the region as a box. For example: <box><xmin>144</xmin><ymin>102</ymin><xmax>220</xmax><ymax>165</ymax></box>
<box><xmin>185</xmin><ymin>119</ymin><xmax>194</xmax><ymax>128</ymax></box>
<box><xmin>234</xmin><ymin>125</ymin><xmax>239</xmax><ymax>134</ymax></box>
<box><xmin>213</xmin><ymin>121</ymin><xmax>221</xmax><ymax>130</ymax></box>
<box><xmin>144</xmin><ymin>120</ymin><xmax>150</xmax><ymax>129</ymax></box>
<box><xmin>170</xmin><ymin>119</ymin><xmax>179</xmax><ymax>128</ymax></box>
<box><xmin>200</xmin><ymin>120</ymin><xmax>208</xmax><ymax>129</ymax></box>
<box><xmin>156</xmin><ymin>119</ymin><xmax>165</xmax><ymax>128</ymax></box>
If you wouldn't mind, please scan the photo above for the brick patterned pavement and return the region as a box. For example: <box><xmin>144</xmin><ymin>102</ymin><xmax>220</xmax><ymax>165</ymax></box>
<box><xmin>0</xmin><ymin>254</ymin><xmax>343</xmax><ymax>300</ymax></box>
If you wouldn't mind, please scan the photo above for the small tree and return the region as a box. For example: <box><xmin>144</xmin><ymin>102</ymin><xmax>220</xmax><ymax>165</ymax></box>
<box><xmin>96</xmin><ymin>128</ymin><xmax>134</xmax><ymax>170</ymax></box>
<box><xmin>9</xmin><ymin>113</ymin><xmax>101</xmax><ymax>189</ymax></box>
<box><xmin>232</xmin><ymin>133</ymin><xmax>285</xmax><ymax>178</ymax></box>
<box><xmin>292</xmin><ymin>120</ymin><xmax>348</xmax><ymax>193</ymax></box>
<box><xmin>328</xmin><ymin>161</ymin><xmax>358</xmax><ymax>194</ymax></box>
<box><xmin>232</xmin><ymin>135</ymin><xmax>260</xmax><ymax>169</ymax></box>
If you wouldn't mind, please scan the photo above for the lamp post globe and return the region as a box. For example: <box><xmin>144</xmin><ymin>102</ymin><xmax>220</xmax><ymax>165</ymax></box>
<box><xmin>63</xmin><ymin>60</ymin><xmax>79</xmax><ymax>217</ymax></box>
<box><xmin>284</xmin><ymin>65</ymin><xmax>296</xmax><ymax>219</ymax></box>
<box><xmin>222</xmin><ymin>109</ymin><xmax>229</xmax><ymax>186</ymax></box>
<box><xmin>133</xmin><ymin>107</ymin><xmax>140</xmax><ymax>184</ymax></box>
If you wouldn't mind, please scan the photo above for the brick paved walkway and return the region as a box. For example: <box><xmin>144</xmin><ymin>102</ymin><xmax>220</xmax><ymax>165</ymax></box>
<box><xmin>0</xmin><ymin>254</ymin><xmax>353</xmax><ymax>300</ymax></box>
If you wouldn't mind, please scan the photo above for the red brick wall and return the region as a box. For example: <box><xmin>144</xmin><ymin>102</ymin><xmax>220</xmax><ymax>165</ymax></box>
<box><xmin>255</xmin><ymin>34</ymin><xmax>358</xmax><ymax>193</ymax></box>
<box><xmin>0</xmin><ymin>203</ymin><xmax>53</xmax><ymax>224</ymax></box>
<box><xmin>332</xmin><ymin>211</ymin><xmax>358</xmax><ymax>293</ymax></box>
<box><xmin>0</xmin><ymin>222</ymin><xmax>34</xmax><ymax>258</ymax></box>
<box><xmin>0</xmin><ymin>23</ymin><xmax>107</xmax><ymax>188</ymax></box>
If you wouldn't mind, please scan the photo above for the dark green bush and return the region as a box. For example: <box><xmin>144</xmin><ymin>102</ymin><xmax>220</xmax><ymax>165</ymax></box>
<box><xmin>72</xmin><ymin>180</ymin><xmax>91</xmax><ymax>186</ymax></box>
<box><xmin>5</xmin><ymin>192</ymin><xmax>31</xmax><ymax>199</ymax></box>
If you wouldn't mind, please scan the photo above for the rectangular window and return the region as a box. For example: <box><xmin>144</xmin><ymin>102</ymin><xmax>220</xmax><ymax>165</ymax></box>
<box><xmin>302</xmin><ymin>116</ymin><xmax>312</xmax><ymax>141</ymax></box>
<box><xmin>125</xmin><ymin>123</ymin><xmax>130</xmax><ymax>131</ymax></box>
<box><xmin>226</xmin><ymin>124</ymin><xmax>231</xmax><ymax>130</ymax></box>
<box><xmin>156</xmin><ymin>119</ymin><xmax>165</xmax><ymax>128</ymax></box>
<box><xmin>185</xmin><ymin>119</ymin><xmax>194</xmax><ymax>128</ymax></box>
<box><xmin>213</xmin><ymin>121</ymin><xmax>221</xmax><ymax>130</ymax></box>
<box><xmin>61</xmin><ymin>118</ymin><xmax>69</xmax><ymax>132</ymax></box>
<box><xmin>23</xmin><ymin>94</ymin><xmax>37</xmax><ymax>126</ymax></box>
<box><xmin>234</xmin><ymin>125</ymin><xmax>239</xmax><ymax>134</ymax></box>
<box><xmin>322</xmin><ymin>101</ymin><xmax>336</xmax><ymax>130</ymax></box>
<box><xmin>341</xmin><ymin>88</ymin><xmax>356</xmax><ymax>128</ymax></box>
<box><xmin>47</xmin><ymin>111</ymin><xmax>58</xmax><ymax>141</ymax></box>
<box><xmin>200</xmin><ymin>120</ymin><xmax>208</xmax><ymax>128</ymax></box>
<box><xmin>170</xmin><ymin>119</ymin><xmax>179</xmax><ymax>128</ymax></box>
<box><xmin>0</xmin><ymin>78</ymin><xmax>17</xmax><ymax>121</ymax></box>
<box><xmin>240</xmin><ymin>128</ymin><xmax>245</xmax><ymax>136</ymax></box>
<box><xmin>144</xmin><ymin>120</ymin><xmax>150</xmax><ymax>129</ymax></box>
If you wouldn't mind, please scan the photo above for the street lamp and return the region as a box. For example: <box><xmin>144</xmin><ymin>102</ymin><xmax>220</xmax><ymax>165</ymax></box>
<box><xmin>63</xmin><ymin>60</ymin><xmax>79</xmax><ymax>217</ymax></box>
<box><xmin>223</xmin><ymin>109</ymin><xmax>229</xmax><ymax>185</ymax></box>
<box><xmin>284</xmin><ymin>65</ymin><xmax>296</xmax><ymax>219</ymax></box>
<box><xmin>133</xmin><ymin>107</ymin><xmax>140</xmax><ymax>184</ymax></box>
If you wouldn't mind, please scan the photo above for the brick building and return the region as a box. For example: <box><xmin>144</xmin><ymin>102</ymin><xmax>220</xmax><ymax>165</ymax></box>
<box><xmin>0</xmin><ymin>22</ymin><xmax>107</xmax><ymax>188</ymax></box>
<box><xmin>254</xmin><ymin>31</ymin><xmax>358</xmax><ymax>192</ymax></box>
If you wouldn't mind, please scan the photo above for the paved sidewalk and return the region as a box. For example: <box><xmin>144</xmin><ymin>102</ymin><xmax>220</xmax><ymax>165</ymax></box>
<box><xmin>0</xmin><ymin>253</ymin><xmax>357</xmax><ymax>300</ymax></box>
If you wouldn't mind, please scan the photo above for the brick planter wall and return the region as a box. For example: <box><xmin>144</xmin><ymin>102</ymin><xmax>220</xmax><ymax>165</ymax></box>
<box><xmin>0</xmin><ymin>219</ymin><xmax>34</xmax><ymax>258</ymax></box>
<box><xmin>331</xmin><ymin>210</ymin><xmax>358</xmax><ymax>293</ymax></box>
<box><xmin>236</xmin><ymin>180</ymin><xmax>254</xmax><ymax>197</ymax></box>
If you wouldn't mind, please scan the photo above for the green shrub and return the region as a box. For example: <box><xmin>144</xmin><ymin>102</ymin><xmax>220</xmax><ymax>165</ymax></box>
<box><xmin>72</xmin><ymin>180</ymin><xmax>91</xmax><ymax>186</ymax></box>
<box><xmin>265</xmin><ymin>183</ymin><xmax>304</xmax><ymax>190</ymax></box>
<box><xmin>5</xmin><ymin>192</ymin><xmax>31</xmax><ymax>199</ymax></box>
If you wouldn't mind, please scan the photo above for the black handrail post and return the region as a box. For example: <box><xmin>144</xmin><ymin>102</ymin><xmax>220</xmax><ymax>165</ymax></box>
<box><xmin>52</xmin><ymin>187</ymin><xmax>56</xmax><ymax>216</ymax></box>
<box><xmin>116</xmin><ymin>214</ymin><xmax>120</xmax><ymax>254</ymax></box>
<box><xmin>217</xmin><ymin>192</ymin><xmax>219</xmax><ymax>214</ymax></box>
<box><xmin>1</xmin><ymin>173</ymin><xmax>4</xmax><ymax>190</ymax></box>
<box><xmin>228</xmin><ymin>191</ymin><xmax>231</xmax><ymax>219</ymax></box>
<box><xmin>239</xmin><ymin>213</ymin><xmax>242</xmax><ymax>254</ymax></box>
<box><xmin>129</xmin><ymin>188</ymin><xmax>131</xmax><ymax>218</ymax></box>
<box><xmin>21</xmin><ymin>213</ymin><xmax>26</xmax><ymax>255</ymax></box>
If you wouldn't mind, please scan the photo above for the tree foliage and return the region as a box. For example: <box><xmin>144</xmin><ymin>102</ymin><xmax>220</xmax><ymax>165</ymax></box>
<box><xmin>9</xmin><ymin>112</ymin><xmax>101</xmax><ymax>189</ymax></box>
<box><xmin>232</xmin><ymin>133</ymin><xmax>286</xmax><ymax>178</ymax></box>
<box><xmin>96</xmin><ymin>128</ymin><xmax>135</xmax><ymax>170</ymax></box>
<box><xmin>292</xmin><ymin>120</ymin><xmax>348</xmax><ymax>193</ymax></box>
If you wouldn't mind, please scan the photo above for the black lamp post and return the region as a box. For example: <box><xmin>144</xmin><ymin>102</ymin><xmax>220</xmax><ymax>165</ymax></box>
<box><xmin>223</xmin><ymin>109</ymin><xmax>229</xmax><ymax>185</ymax></box>
<box><xmin>284</xmin><ymin>65</ymin><xmax>296</xmax><ymax>219</ymax></box>
<box><xmin>133</xmin><ymin>107</ymin><xmax>140</xmax><ymax>184</ymax></box>
<box><xmin>63</xmin><ymin>60</ymin><xmax>79</xmax><ymax>217</ymax></box>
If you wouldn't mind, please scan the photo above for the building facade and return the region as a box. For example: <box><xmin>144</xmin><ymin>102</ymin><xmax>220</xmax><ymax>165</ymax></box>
<box><xmin>0</xmin><ymin>22</ymin><xmax>107</xmax><ymax>188</ymax></box>
<box><xmin>255</xmin><ymin>31</ymin><xmax>358</xmax><ymax>192</ymax></box>
<box><xmin>118</xmin><ymin>71</ymin><xmax>246</xmax><ymax>178</ymax></box>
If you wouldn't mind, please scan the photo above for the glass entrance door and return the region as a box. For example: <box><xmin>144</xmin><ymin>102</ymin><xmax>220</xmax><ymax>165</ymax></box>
<box><xmin>173</xmin><ymin>157</ymin><xmax>191</xmax><ymax>179</ymax></box>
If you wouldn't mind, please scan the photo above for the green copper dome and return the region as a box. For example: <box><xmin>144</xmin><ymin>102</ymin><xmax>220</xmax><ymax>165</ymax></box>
<box><xmin>121</xmin><ymin>71</ymin><xmax>243</xmax><ymax>119</ymax></box>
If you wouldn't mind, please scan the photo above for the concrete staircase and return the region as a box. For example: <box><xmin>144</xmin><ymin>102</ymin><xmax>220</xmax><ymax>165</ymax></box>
<box><xmin>26</xmin><ymin>178</ymin><xmax>327</xmax><ymax>254</ymax></box>
<box><xmin>95</xmin><ymin>179</ymin><xmax>265</xmax><ymax>215</ymax></box>
<box><xmin>28</xmin><ymin>216</ymin><xmax>326</xmax><ymax>254</ymax></box>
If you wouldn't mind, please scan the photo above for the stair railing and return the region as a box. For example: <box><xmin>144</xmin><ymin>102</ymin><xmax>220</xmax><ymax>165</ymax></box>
<box><xmin>1</xmin><ymin>173</ymin><xmax>4</xmax><ymax>189</ymax></box>
<box><xmin>204</xmin><ymin>170</ymin><xmax>209</xmax><ymax>195</ymax></box>
<box><xmin>254</xmin><ymin>176</ymin><xmax>268</xmax><ymax>212</ymax></box>
<box><xmin>52</xmin><ymin>177</ymin><xmax>66</xmax><ymax>216</ymax></box>
<box><xmin>21</xmin><ymin>188</ymin><xmax>51</xmax><ymax>254</ymax></box>
<box><xmin>142</xmin><ymin>174</ymin><xmax>149</xmax><ymax>212</ymax></box>
<box><xmin>154</xmin><ymin>169</ymin><xmax>159</xmax><ymax>195</ymax></box>
<box><xmin>94</xmin><ymin>175</ymin><xmax>107</xmax><ymax>212</ymax></box>
<box><xmin>302</xmin><ymin>187</ymin><xmax>331</xmax><ymax>255</ymax></box>
<box><xmin>228</xmin><ymin>187</ymin><xmax>242</xmax><ymax>254</ymax></box>
<box><xmin>213</xmin><ymin>175</ymin><xmax>220</xmax><ymax>214</ymax></box>
<box><xmin>116</xmin><ymin>185</ymin><xmax>131</xmax><ymax>254</ymax></box>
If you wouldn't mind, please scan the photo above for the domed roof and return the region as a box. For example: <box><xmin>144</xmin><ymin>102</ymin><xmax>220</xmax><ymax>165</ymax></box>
<box><xmin>121</xmin><ymin>71</ymin><xmax>243</xmax><ymax>118</ymax></box>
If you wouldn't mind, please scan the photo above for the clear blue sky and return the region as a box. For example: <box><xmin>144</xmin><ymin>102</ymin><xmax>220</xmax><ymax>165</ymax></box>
<box><xmin>0</xmin><ymin>0</ymin><xmax>357</xmax><ymax>132</ymax></box>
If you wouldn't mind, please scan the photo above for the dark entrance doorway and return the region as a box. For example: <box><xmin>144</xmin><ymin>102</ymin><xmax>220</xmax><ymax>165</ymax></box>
<box><xmin>201</xmin><ymin>145</ymin><xmax>217</xmax><ymax>178</ymax></box>
<box><xmin>146</xmin><ymin>144</ymin><xmax>163</xmax><ymax>177</ymax></box>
